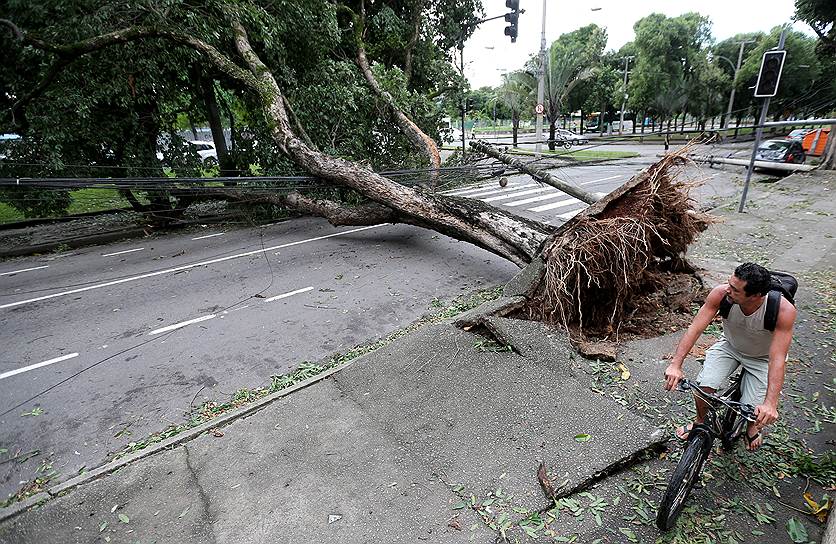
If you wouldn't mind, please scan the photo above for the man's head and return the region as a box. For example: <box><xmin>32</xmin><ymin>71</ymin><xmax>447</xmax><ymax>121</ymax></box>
<box><xmin>727</xmin><ymin>262</ymin><xmax>771</xmax><ymax>304</ymax></box>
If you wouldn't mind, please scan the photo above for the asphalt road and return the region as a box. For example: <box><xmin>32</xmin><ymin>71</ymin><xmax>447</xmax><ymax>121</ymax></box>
<box><xmin>0</xmin><ymin>144</ymin><xmax>767</xmax><ymax>501</ymax></box>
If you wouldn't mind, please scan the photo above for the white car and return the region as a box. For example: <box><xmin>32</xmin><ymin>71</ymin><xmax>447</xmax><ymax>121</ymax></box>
<box><xmin>188</xmin><ymin>140</ymin><xmax>218</xmax><ymax>163</ymax></box>
<box><xmin>556</xmin><ymin>129</ymin><xmax>588</xmax><ymax>145</ymax></box>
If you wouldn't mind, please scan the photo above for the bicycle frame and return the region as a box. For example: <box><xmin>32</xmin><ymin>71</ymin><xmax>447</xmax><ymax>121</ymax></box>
<box><xmin>678</xmin><ymin>372</ymin><xmax>756</xmax><ymax>449</ymax></box>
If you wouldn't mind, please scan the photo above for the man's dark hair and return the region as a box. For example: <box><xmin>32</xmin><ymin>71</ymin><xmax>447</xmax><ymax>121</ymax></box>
<box><xmin>734</xmin><ymin>262</ymin><xmax>771</xmax><ymax>296</ymax></box>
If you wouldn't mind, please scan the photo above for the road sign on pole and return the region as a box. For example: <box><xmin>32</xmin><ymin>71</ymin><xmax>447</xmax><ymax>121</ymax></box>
<box><xmin>535</xmin><ymin>103</ymin><xmax>544</xmax><ymax>115</ymax></box>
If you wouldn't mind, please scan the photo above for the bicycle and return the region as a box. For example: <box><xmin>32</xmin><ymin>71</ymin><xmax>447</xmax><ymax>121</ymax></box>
<box><xmin>656</xmin><ymin>373</ymin><xmax>757</xmax><ymax>531</ymax></box>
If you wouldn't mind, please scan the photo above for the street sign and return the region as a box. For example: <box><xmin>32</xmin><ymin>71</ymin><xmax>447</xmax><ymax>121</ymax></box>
<box><xmin>535</xmin><ymin>103</ymin><xmax>544</xmax><ymax>115</ymax></box>
<box><xmin>754</xmin><ymin>50</ymin><xmax>786</xmax><ymax>98</ymax></box>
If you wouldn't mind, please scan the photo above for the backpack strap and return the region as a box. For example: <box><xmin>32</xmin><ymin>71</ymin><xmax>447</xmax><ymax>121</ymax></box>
<box><xmin>764</xmin><ymin>290</ymin><xmax>781</xmax><ymax>332</ymax></box>
<box><xmin>718</xmin><ymin>295</ymin><xmax>733</xmax><ymax>319</ymax></box>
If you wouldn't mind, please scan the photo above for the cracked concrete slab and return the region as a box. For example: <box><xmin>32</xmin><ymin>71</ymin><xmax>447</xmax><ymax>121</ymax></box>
<box><xmin>1</xmin><ymin>321</ymin><xmax>665</xmax><ymax>543</ymax></box>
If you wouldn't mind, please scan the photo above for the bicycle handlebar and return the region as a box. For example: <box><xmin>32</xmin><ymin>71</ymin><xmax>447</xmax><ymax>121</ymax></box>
<box><xmin>675</xmin><ymin>378</ymin><xmax>757</xmax><ymax>422</ymax></box>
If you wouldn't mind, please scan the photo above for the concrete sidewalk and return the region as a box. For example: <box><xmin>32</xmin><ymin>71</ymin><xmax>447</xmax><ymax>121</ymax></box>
<box><xmin>1</xmin><ymin>169</ymin><xmax>834</xmax><ymax>543</ymax></box>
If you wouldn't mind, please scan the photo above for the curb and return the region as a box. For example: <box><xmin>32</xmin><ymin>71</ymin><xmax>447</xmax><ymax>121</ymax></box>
<box><xmin>0</xmin><ymin>357</ymin><xmax>360</xmax><ymax>524</ymax></box>
<box><xmin>0</xmin><ymin>493</ymin><xmax>50</xmax><ymax>521</ymax></box>
<box><xmin>0</xmin><ymin>227</ymin><xmax>148</xmax><ymax>258</ymax></box>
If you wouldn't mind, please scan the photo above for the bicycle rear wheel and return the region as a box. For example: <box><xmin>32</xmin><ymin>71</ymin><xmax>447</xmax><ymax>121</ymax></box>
<box><xmin>656</xmin><ymin>432</ymin><xmax>713</xmax><ymax>531</ymax></box>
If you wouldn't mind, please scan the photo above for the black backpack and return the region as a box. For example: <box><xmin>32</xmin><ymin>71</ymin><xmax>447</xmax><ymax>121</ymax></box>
<box><xmin>718</xmin><ymin>271</ymin><xmax>798</xmax><ymax>331</ymax></box>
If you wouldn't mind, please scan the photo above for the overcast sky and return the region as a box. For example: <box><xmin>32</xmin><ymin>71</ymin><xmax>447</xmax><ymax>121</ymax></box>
<box><xmin>464</xmin><ymin>0</ymin><xmax>813</xmax><ymax>89</ymax></box>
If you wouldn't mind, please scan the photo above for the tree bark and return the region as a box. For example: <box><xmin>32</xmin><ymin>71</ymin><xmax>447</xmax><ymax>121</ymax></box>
<box><xmin>198</xmin><ymin>72</ymin><xmax>233</xmax><ymax>178</ymax></box>
<box><xmin>402</xmin><ymin>2</ymin><xmax>423</xmax><ymax>86</ymax></box>
<box><xmin>548</xmin><ymin>121</ymin><xmax>556</xmax><ymax>150</ymax></box>
<box><xmin>822</xmin><ymin>125</ymin><xmax>836</xmax><ymax>170</ymax></box>
<box><xmin>354</xmin><ymin>34</ymin><xmax>440</xmax><ymax>184</ymax></box>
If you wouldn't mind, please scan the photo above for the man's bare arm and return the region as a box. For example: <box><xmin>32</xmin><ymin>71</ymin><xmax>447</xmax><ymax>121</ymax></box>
<box><xmin>755</xmin><ymin>298</ymin><xmax>797</xmax><ymax>427</ymax></box>
<box><xmin>664</xmin><ymin>284</ymin><xmax>727</xmax><ymax>390</ymax></box>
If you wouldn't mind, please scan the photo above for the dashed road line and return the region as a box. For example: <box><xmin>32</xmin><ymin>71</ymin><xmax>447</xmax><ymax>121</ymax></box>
<box><xmin>264</xmin><ymin>286</ymin><xmax>314</xmax><ymax>302</ymax></box>
<box><xmin>192</xmin><ymin>232</ymin><xmax>226</xmax><ymax>241</ymax></box>
<box><xmin>480</xmin><ymin>186</ymin><xmax>549</xmax><ymax>202</ymax></box>
<box><xmin>580</xmin><ymin>174</ymin><xmax>623</xmax><ymax>186</ymax></box>
<box><xmin>0</xmin><ymin>353</ymin><xmax>79</xmax><ymax>381</ymax></box>
<box><xmin>149</xmin><ymin>314</ymin><xmax>217</xmax><ymax>335</ymax></box>
<box><xmin>0</xmin><ymin>265</ymin><xmax>49</xmax><ymax>277</ymax></box>
<box><xmin>0</xmin><ymin>225</ymin><xmax>383</xmax><ymax>311</ymax></box>
<box><xmin>507</xmin><ymin>191</ymin><xmax>570</xmax><ymax>207</ymax></box>
<box><xmin>101</xmin><ymin>248</ymin><xmax>145</xmax><ymax>257</ymax></box>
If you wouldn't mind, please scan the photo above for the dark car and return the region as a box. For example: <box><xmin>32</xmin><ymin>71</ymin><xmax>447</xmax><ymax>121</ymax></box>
<box><xmin>755</xmin><ymin>139</ymin><xmax>806</xmax><ymax>164</ymax></box>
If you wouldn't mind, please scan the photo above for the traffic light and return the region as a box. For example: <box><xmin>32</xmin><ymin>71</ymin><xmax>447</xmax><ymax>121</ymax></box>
<box><xmin>504</xmin><ymin>0</ymin><xmax>519</xmax><ymax>43</ymax></box>
<box><xmin>754</xmin><ymin>50</ymin><xmax>786</xmax><ymax>98</ymax></box>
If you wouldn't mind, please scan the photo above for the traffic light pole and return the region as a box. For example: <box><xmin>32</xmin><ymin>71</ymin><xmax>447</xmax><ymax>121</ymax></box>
<box><xmin>737</xmin><ymin>26</ymin><xmax>788</xmax><ymax>213</ymax></box>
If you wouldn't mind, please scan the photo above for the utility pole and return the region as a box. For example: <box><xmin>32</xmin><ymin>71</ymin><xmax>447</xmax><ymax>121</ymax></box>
<box><xmin>618</xmin><ymin>55</ymin><xmax>634</xmax><ymax>135</ymax></box>
<box><xmin>534</xmin><ymin>0</ymin><xmax>546</xmax><ymax>159</ymax></box>
<box><xmin>460</xmin><ymin>43</ymin><xmax>466</xmax><ymax>157</ymax></box>
<box><xmin>739</xmin><ymin>26</ymin><xmax>788</xmax><ymax>213</ymax></box>
<box><xmin>724</xmin><ymin>39</ymin><xmax>755</xmax><ymax>129</ymax></box>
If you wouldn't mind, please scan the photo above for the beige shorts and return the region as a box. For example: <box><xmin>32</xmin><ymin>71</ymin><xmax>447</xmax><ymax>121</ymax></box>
<box><xmin>696</xmin><ymin>339</ymin><xmax>769</xmax><ymax>407</ymax></box>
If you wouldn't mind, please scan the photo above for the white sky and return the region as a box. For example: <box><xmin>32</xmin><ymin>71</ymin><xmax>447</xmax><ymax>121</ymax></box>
<box><xmin>464</xmin><ymin>0</ymin><xmax>814</xmax><ymax>89</ymax></box>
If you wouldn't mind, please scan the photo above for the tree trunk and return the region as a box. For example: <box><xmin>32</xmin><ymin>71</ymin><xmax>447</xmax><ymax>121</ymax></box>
<box><xmin>512</xmin><ymin>116</ymin><xmax>519</xmax><ymax>146</ymax></box>
<box><xmin>402</xmin><ymin>2</ymin><xmax>423</xmax><ymax>86</ymax></box>
<box><xmin>822</xmin><ymin>125</ymin><xmax>836</xmax><ymax>170</ymax></box>
<box><xmin>355</xmin><ymin>44</ymin><xmax>440</xmax><ymax>184</ymax></box>
<box><xmin>199</xmin><ymin>72</ymin><xmax>233</xmax><ymax>178</ymax></box>
<box><xmin>548</xmin><ymin>121</ymin><xmax>556</xmax><ymax>151</ymax></box>
<box><xmin>579</xmin><ymin>108</ymin><xmax>584</xmax><ymax>135</ymax></box>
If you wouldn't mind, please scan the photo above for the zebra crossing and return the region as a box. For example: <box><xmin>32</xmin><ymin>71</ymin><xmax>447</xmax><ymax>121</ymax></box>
<box><xmin>441</xmin><ymin>172</ymin><xmax>628</xmax><ymax>221</ymax></box>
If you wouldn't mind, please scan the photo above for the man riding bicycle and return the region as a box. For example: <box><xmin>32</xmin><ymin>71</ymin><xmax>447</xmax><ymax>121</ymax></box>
<box><xmin>663</xmin><ymin>263</ymin><xmax>797</xmax><ymax>450</ymax></box>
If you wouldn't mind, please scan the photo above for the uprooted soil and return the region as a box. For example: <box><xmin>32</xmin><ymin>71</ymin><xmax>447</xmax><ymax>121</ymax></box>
<box><xmin>521</xmin><ymin>147</ymin><xmax>715</xmax><ymax>343</ymax></box>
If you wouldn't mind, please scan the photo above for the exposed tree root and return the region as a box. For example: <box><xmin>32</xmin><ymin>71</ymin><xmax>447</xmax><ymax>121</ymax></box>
<box><xmin>528</xmin><ymin>147</ymin><xmax>715</xmax><ymax>336</ymax></box>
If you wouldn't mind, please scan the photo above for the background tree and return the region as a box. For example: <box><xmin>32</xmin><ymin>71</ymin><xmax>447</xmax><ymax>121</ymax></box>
<box><xmin>539</xmin><ymin>25</ymin><xmax>606</xmax><ymax>149</ymax></box>
<box><xmin>498</xmin><ymin>71</ymin><xmax>535</xmax><ymax>146</ymax></box>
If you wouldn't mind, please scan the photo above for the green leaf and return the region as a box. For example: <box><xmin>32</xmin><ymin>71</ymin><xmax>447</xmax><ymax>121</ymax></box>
<box><xmin>118</xmin><ymin>513</ymin><xmax>129</xmax><ymax>524</ymax></box>
<box><xmin>618</xmin><ymin>527</ymin><xmax>638</xmax><ymax>542</ymax></box>
<box><xmin>178</xmin><ymin>506</ymin><xmax>190</xmax><ymax>519</ymax></box>
<box><xmin>574</xmin><ymin>433</ymin><xmax>591</xmax><ymax>442</ymax></box>
<box><xmin>99</xmin><ymin>521</ymin><xmax>108</xmax><ymax>532</ymax></box>
<box><xmin>452</xmin><ymin>502</ymin><xmax>467</xmax><ymax>510</ymax></box>
<box><xmin>786</xmin><ymin>517</ymin><xmax>808</xmax><ymax>543</ymax></box>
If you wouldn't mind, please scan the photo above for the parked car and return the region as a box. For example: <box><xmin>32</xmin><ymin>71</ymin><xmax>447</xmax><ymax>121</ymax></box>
<box><xmin>755</xmin><ymin>139</ymin><xmax>806</xmax><ymax>164</ymax></box>
<box><xmin>556</xmin><ymin>129</ymin><xmax>588</xmax><ymax>145</ymax></box>
<box><xmin>785</xmin><ymin>129</ymin><xmax>813</xmax><ymax>141</ymax></box>
<box><xmin>188</xmin><ymin>140</ymin><xmax>218</xmax><ymax>164</ymax></box>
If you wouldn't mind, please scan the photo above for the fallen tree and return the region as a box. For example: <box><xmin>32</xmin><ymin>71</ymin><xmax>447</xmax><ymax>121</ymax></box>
<box><xmin>2</xmin><ymin>6</ymin><xmax>712</xmax><ymax>333</ymax></box>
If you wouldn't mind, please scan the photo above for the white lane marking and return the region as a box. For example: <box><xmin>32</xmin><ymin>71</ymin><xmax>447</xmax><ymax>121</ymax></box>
<box><xmin>149</xmin><ymin>314</ymin><xmax>216</xmax><ymax>335</ymax></box>
<box><xmin>451</xmin><ymin>183</ymin><xmax>537</xmax><ymax>199</ymax></box>
<box><xmin>442</xmin><ymin>184</ymin><xmax>491</xmax><ymax>196</ymax></box>
<box><xmin>558</xmin><ymin>208</ymin><xmax>584</xmax><ymax>220</ymax></box>
<box><xmin>580</xmin><ymin>174</ymin><xmax>623</xmax><ymax>186</ymax></box>
<box><xmin>264</xmin><ymin>286</ymin><xmax>314</xmax><ymax>302</ymax></box>
<box><xmin>480</xmin><ymin>186</ymin><xmax>550</xmax><ymax>202</ymax></box>
<box><xmin>506</xmin><ymin>191</ymin><xmax>568</xmax><ymax>207</ymax></box>
<box><xmin>0</xmin><ymin>265</ymin><xmax>49</xmax><ymax>277</ymax></box>
<box><xmin>528</xmin><ymin>198</ymin><xmax>581</xmax><ymax>213</ymax></box>
<box><xmin>0</xmin><ymin>353</ymin><xmax>79</xmax><ymax>381</ymax></box>
<box><xmin>0</xmin><ymin>225</ymin><xmax>384</xmax><ymax>311</ymax></box>
<box><xmin>101</xmin><ymin>248</ymin><xmax>145</xmax><ymax>257</ymax></box>
<box><xmin>192</xmin><ymin>232</ymin><xmax>226</xmax><ymax>241</ymax></box>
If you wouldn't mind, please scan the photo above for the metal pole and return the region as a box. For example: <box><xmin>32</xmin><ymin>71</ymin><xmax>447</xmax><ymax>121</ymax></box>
<box><xmin>618</xmin><ymin>56</ymin><xmax>633</xmax><ymax>134</ymax></box>
<box><xmin>738</xmin><ymin>28</ymin><xmax>788</xmax><ymax>213</ymax></box>
<box><xmin>460</xmin><ymin>44</ymin><xmax>466</xmax><ymax>157</ymax></box>
<box><xmin>724</xmin><ymin>40</ymin><xmax>753</xmax><ymax>129</ymax></box>
<box><xmin>534</xmin><ymin>0</ymin><xmax>546</xmax><ymax>159</ymax></box>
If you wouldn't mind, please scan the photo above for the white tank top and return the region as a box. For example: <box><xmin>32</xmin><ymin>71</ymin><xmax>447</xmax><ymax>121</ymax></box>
<box><xmin>722</xmin><ymin>298</ymin><xmax>774</xmax><ymax>359</ymax></box>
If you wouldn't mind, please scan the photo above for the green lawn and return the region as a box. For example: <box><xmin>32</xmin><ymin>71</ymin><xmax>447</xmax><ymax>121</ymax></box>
<box><xmin>0</xmin><ymin>188</ymin><xmax>132</xmax><ymax>225</ymax></box>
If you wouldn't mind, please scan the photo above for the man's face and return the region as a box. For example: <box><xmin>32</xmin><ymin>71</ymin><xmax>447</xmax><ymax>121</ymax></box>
<box><xmin>727</xmin><ymin>274</ymin><xmax>755</xmax><ymax>304</ymax></box>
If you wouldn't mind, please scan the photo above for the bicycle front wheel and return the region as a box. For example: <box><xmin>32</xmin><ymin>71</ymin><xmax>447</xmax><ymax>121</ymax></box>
<box><xmin>656</xmin><ymin>432</ymin><xmax>713</xmax><ymax>531</ymax></box>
